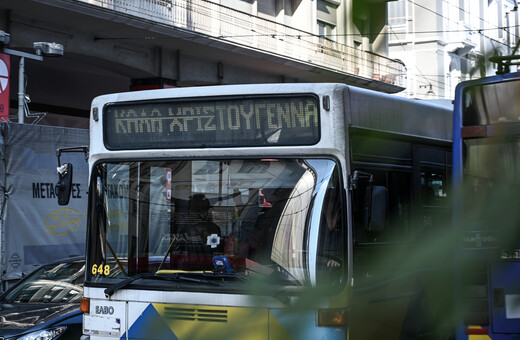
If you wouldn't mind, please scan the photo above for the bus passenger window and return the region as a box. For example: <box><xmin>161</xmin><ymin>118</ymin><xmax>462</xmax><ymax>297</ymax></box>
<box><xmin>353</xmin><ymin>169</ymin><xmax>410</xmax><ymax>244</ymax></box>
<box><xmin>421</xmin><ymin>171</ymin><xmax>447</xmax><ymax>207</ymax></box>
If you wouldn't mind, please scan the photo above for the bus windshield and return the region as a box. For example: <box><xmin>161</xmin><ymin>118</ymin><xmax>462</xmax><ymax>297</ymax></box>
<box><xmin>464</xmin><ymin>136</ymin><xmax>520</xmax><ymax>190</ymax></box>
<box><xmin>86</xmin><ymin>158</ymin><xmax>344</xmax><ymax>289</ymax></box>
<box><xmin>462</xmin><ymin>136</ymin><xmax>520</xmax><ymax>250</ymax></box>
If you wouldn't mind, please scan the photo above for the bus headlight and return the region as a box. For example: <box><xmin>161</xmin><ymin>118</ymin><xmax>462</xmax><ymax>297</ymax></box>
<box><xmin>317</xmin><ymin>309</ymin><xmax>348</xmax><ymax>327</ymax></box>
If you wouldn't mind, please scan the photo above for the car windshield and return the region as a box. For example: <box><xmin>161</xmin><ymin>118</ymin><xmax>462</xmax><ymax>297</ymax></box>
<box><xmin>87</xmin><ymin>158</ymin><xmax>345</xmax><ymax>289</ymax></box>
<box><xmin>2</xmin><ymin>261</ymin><xmax>84</xmax><ymax>303</ymax></box>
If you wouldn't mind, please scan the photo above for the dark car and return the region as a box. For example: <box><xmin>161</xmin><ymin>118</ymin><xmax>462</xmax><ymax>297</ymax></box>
<box><xmin>0</xmin><ymin>257</ymin><xmax>85</xmax><ymax>340</ymax></box>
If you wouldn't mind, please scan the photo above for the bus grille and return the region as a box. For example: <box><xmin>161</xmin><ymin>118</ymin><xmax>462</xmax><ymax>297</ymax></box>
<box><xmin>164</xmin><ymin>307</ymin><xmax>228</xmax><ymax>323</ymax></box>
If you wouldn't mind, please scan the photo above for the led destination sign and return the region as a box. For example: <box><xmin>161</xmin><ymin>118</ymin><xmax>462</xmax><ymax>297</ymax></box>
<box><xmin>104</xmin><ymin>95</ymin><xmax>320</xmax><ymax>149</ymax></box>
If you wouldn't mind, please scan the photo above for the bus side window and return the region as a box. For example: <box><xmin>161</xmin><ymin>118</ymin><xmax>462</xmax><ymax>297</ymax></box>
<box><xmin>364</xmin><ymin>185</ymin><xmax>387</xmax><ymax>232</ymax></box>
<box><xmin>353</xmin><ymin>169</ymin><xmax>411</xmax><ymax>244</ymax></box>
<box><xmin>421</xmin><ymin>170</ymin><xmax>448</xmax><ymax>207</ymax></box>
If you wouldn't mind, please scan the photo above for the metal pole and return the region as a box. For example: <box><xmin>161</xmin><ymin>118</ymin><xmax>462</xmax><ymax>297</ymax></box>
<box><xmin>1</xmin><ymin>48</ymin><xmax>44</xmax><ymax>125</ymax></box>
<box><xmin>507</xmin><ymin>12</ymin><xmax>511</xmax><ymax>55</ymax></box>
<box><xmin>18</xmin><ymin>57</ymin><xmax>24</xmax><ymax>124</ymax></box>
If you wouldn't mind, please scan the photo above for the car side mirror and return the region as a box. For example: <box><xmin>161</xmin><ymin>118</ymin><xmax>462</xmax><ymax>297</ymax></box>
<box><xmin>56</xmin><ymin>163</ymin><xmax>73</xmax><ymax>205</ymax></box>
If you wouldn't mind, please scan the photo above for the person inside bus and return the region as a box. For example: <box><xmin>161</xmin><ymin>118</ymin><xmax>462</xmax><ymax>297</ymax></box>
<box><xmin>187</xmin><ymin>194</ymin><xmax>222</xmax><ymax>253</ymax></box>
<box><xmin>318</xmin><ymin>187</ymin><xmax>343</xmax><ymax>269</ymax></box>
<box><xmin>172</xmin><ymin>194</ymin><xmax>223</xmax><ymax>269</ymax></box>
<box><xmin>239</xmin><ymin>187</ymin><xmax>288</xmax><ymax>264</ymax></box>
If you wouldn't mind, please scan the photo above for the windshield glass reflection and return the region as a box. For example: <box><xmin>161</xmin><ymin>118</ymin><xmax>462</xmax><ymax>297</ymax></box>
<box><xmin>88</xmin><ymin>158</ymin><xmax>345</xmax><ymax>289</ymax></box>
<box><xmin>3</xmin><ymin>261</ymin><xmax>84</xmax><ymax>303</ymax></box>
<box><xmin>464</xmin><ymin>137</ymin><xmax>520</xmax><ymax>186</ymax></box>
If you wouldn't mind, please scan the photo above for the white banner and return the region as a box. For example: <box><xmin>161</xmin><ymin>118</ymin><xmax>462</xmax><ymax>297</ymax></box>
<box><xmin>0</xmin><ymin>123</ymin><xmax>89</xmax><ymax>289</ymax></box>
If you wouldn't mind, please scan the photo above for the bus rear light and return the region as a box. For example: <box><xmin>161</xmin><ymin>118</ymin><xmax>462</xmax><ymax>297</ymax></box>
<box><xmin>317</xmin><ymin>309</ymin><xmax>348</xmax><ymax>327</ymax></box>
<box><xmin>465</xmin><ymin>327</ymin><xmax>488</xmax><ymax>335</ymax></box>
<box><xmin>80</xmin><ymin>297</ymin><xmax>90</xmax><ymax>313</ymax></box>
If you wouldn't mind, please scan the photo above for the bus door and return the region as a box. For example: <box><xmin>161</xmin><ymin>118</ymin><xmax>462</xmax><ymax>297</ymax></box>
<box><xmin>490</xmin><ymin>259</ymin><xmax>520</xmax><ymax>334</ymax></box>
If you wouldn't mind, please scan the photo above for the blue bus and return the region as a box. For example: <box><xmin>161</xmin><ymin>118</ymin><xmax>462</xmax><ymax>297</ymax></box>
<box><xmin>453</xmin><ymin>69</ymin><xmax>520</xmax><ymax>339</ymax></box>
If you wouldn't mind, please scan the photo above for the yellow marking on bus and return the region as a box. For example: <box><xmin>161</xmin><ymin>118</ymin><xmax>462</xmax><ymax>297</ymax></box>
<box><xmin>152</xmin><ymin>304</ymin><xmax>268</xmax><ymax>340</ymax></box>
<box><xmin>155</xmin><ymin>270</ymin><xmax>204</xmax><ymax>274</ymax></box>
<box><xmin>268</xmin><ymin>310</ymin><xmax>293</xmax><ymax>340</ymax></box>
<box><xmin>467</xmin><ymin>326</ymin><xmax>492</xmax><ymax>340</ymax></box>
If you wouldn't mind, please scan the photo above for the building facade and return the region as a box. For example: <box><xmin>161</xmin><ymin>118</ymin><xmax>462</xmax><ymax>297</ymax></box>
<box><xmin>0</xmin><ymin>0</ymin><xmax>404</xmax><ymax>128</ymax></box>
<box><xmin>388</xmin><ymin>0</ymin><xmax>519</xmax><ymax>100</ymax></box>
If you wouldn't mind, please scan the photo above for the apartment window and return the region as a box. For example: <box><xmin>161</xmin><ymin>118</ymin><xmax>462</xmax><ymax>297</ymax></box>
<box><xmin>221</xmin><ymin>0</ymin><xmax>254</xmax><ymax>13</ymax></box>
<box><xmin>388</xmin><ymin>0</ymin><xmax>406</xmax><ymax>26</ymax></box>
<box><xmin>459</xmin><ymin>0</ymin><xmax>466</xmax><ymax>21</ymax></box>
<box><xmin>318</xmin><ymin>21</ymin><xmax>336</xmax><ymax>42</ymax></box>
<box><xmin>317</xmin><ymin>0</ymin><xmax>338</xmax><ymax>23</ymax></box>
<box><xmin>258</xmin><ymin>0</ymin><xmax>276</xmax><ymax>17</ymax></box>
<box><xmin>317</xmin><ymin>0</ymin><xmax>338</xmax><ymax>42</ymax></box>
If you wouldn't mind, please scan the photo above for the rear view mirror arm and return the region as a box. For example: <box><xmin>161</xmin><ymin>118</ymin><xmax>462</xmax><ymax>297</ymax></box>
<box><xmin>56</xmin><ymin>145</ymin><xmax>89</xmax><ymax>167</ymax></box>
<box><xmin>55</xmin><ymin>146</ymin><xmax>89</xmax><ymax>206</ymax></box>
<box><xmin>349</xmin><ymin>170</ymin><xmax>374</xmax><ymax>191</ymax></box>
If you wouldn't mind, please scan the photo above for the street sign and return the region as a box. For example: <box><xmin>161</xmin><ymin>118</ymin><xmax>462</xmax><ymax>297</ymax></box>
<box><xmin>0</xmin><ymin>53</ymin><xmax>10</xmax><ymax>121</ymax></box>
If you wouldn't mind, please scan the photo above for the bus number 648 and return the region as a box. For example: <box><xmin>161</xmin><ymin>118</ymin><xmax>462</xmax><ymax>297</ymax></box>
<box><xmin>92</xmin><ymin>264</ymin><xmax>110</xmax><ymax>276</ymax></box>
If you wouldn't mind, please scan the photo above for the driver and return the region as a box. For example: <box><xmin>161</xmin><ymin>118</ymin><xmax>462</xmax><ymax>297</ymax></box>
<box><xmin>184</xmin><ymin>194</ymin><xmax>222</xmax><ymax>254</ymax></box>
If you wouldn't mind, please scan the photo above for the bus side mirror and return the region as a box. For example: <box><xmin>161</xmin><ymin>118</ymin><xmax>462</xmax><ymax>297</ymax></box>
<box><xmin>364</xmin><ymin>185</ymin><xmax>387</xmax><ymax>232</ymax></box>
<box><xmin>56</xmin><ymin>163</ymin><xmax>73</xmax><ymax>205</ymax></box>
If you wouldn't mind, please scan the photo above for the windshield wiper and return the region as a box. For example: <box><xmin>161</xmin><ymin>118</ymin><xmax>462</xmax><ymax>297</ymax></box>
<box><xmin>201</xmin><ymin>271</ymin><xmax>249</xmax><ymax>282</ymax></box>
<box><xmin>104</xmin><ymin>272</ymin><xmax>220</xmax><ymax>297</ymax></box>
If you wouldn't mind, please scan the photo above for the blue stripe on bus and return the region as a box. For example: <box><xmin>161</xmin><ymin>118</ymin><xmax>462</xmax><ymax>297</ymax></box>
<box><xmin>123</xmin><ymin>304</ymin><xmax>178</xmax><ymax>340</ymax></box>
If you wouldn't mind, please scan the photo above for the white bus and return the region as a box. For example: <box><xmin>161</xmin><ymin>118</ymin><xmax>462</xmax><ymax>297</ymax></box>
<box><xmin>57</xmin><ymin>83</ymin><xmax>453</xmax><ymax>339</ymax></box>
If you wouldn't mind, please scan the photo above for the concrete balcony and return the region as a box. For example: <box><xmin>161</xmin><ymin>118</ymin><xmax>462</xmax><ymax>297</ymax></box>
<box><xmin>79</xmin><ymin>0</ymin><xmax>406</xmax><ymax>92</ymax></box>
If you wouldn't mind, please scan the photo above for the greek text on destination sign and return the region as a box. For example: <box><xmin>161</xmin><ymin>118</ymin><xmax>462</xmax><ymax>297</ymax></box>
<box><xmin>103</xmin><ymin>95</ymin><xmax>320</xmax><ymax>149</ymax></box>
